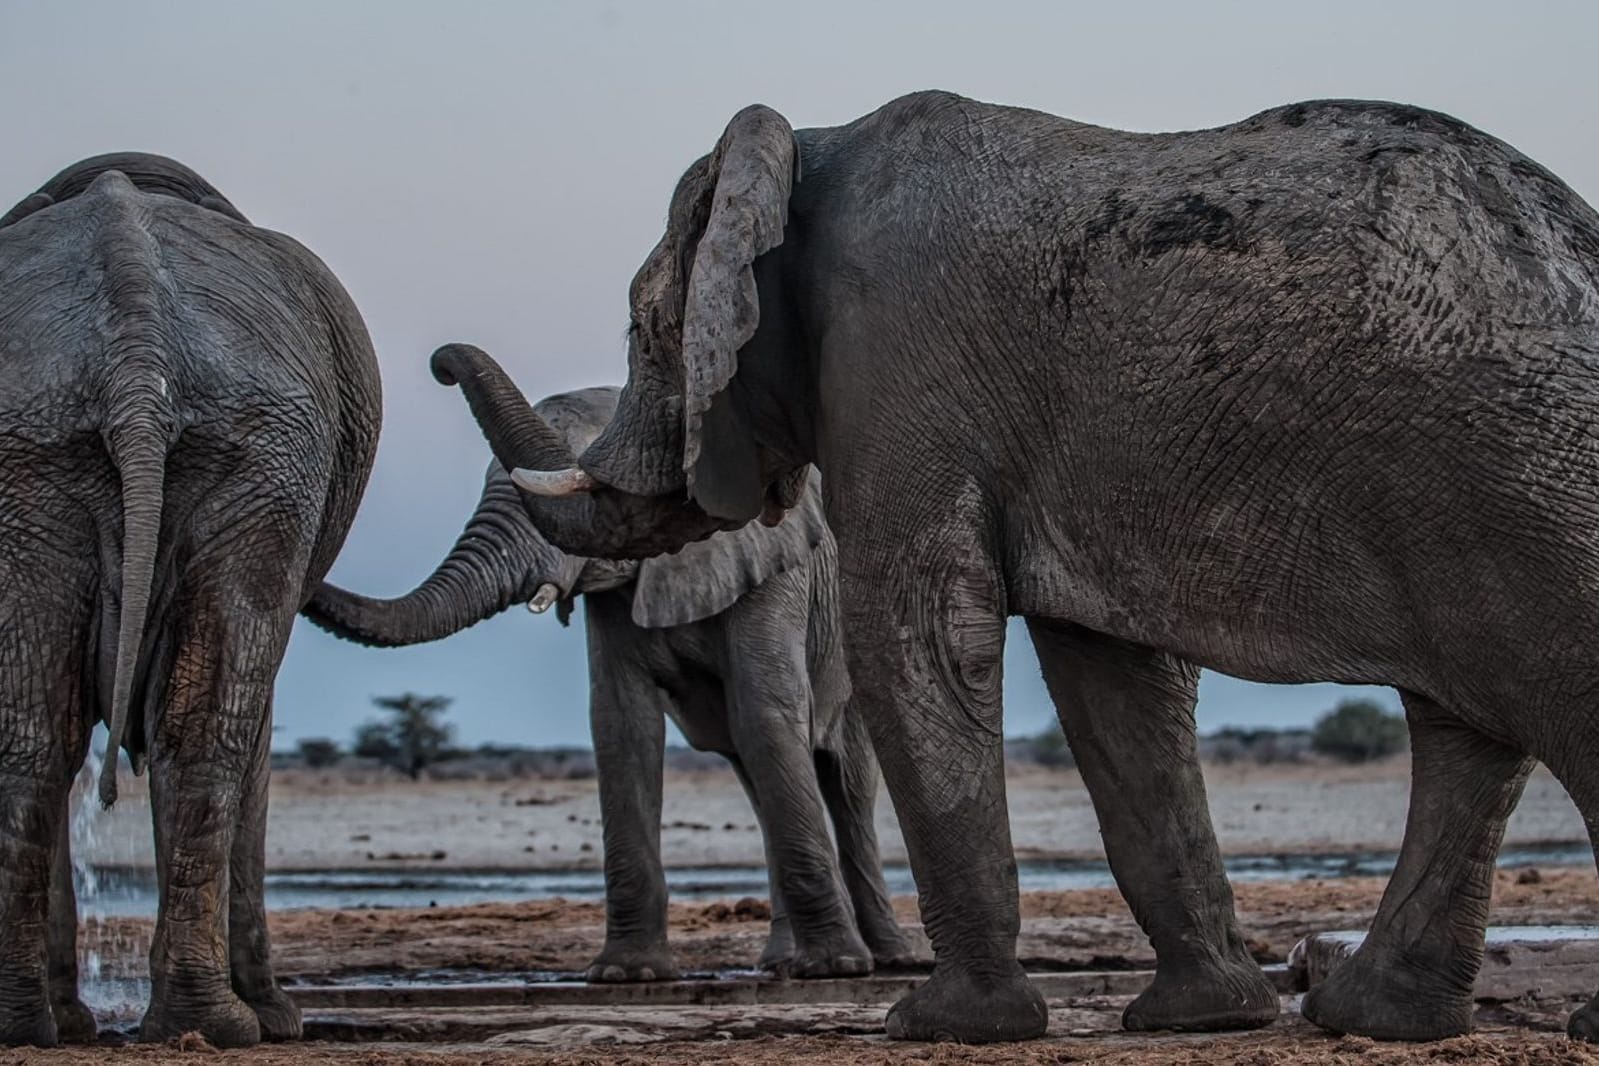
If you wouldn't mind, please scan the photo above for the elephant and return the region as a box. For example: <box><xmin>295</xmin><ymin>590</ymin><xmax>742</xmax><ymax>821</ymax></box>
<box><xmin>304</xmin><ymin>385</ymin><xmax>913</xmax><ymax>979</ymax></box>
<box><xmin>0</xmin><ymin>154</ymin><xmax>380</xmax><ymax>1047</ymax></box>
<box><xmin>419</xmin><ymin>92</ymin><xmax>1599</xmax><ymax>1044</ymax></box>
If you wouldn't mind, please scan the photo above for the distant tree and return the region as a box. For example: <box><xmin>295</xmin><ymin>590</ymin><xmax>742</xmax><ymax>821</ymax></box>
<box><xmin>1031</xmin><ymin>721</ymin><xmax>1075</xmax><ymax>769</ymax></box>
<box><xmin>352</xmin><ymin>720</ymin><xmax>399</xmax><ymax>762</ymax></box>
<box><xmin>296</xmin><ymin>737</ymin><xmax>343</xmax><ymax>769</ymax></box>
<box><xmin>1311</xmin><ymin>699</ymin><xmax>1407</xmax><ymax>763</ymax></box>
<box><xmin>357</xmin><ymin>693</ymin><xmax>455</xmax><ymax>779</ymax></box>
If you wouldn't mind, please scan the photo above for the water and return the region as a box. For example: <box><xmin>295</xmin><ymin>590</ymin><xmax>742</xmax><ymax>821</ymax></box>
<box><xmin>72</xmin><ymin>841</ymin><xmax>1593</xmax><ymax>917</ymax></box>
<box><xmin>69</xmin><ymin>745</ymin><xmax>152</xmax><ymax>1025</ymax></box>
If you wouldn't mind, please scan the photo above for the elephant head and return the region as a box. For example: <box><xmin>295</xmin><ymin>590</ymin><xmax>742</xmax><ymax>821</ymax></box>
<box><xmin>305</xmin><ymin>385</ymin><xmax>830</xmax><ymax>643</ymax></box>
<box><xmin>434</xmin><ymin>104</ymin><xmax>811</xmax><ymax>560</ymax></box>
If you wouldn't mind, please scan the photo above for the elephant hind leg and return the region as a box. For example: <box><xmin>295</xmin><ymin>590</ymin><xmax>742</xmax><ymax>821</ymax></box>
<box><xmin>814</xmin><ymin>714</ymin><xmax>917</xmax><ymax>969</ymax></box>
<box><xmin>228</xmin><ymin>696</ymin><xmax>300</xmax><ymax>1041</ymax></box>
<box><xmin>0</xmin><ymin>614</ymin><xmax>91</xmax><ymax>1047</ymax></box>
<box><xmin>1527</xmin><ymin>716</ymin><xmax>1599</xmax><ymax>1042</ymax></box>
<box><xmin>1301</xmin><ymin>692</ymin><xmax>1532</xmax><ymax>1041</ymax></box>
<box><xmin>47</xmin><ymin>811</ymin><xmax>96</xmax><ymax>1044</ymax></box>
<box><xmin>140</xmin><ymin>585</ymin><xmax>301</xmax><ymax>1049</ymax></box>
<box><xmin>1027</xmin><ymin>618</ymin><xmax>1277</xmax><ymax>1033</ymax></box>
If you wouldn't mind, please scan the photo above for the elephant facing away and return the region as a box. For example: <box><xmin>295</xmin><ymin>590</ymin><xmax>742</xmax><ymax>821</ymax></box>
<box><xmin>427</xmin><ymin>94</ymin><xmax>1599</xmax><ymax>1044</ymax></box>
<box><xmin>0</xmin><ymin>155</ymin><xmax>380</xmax><ymax>1047</ymax></box>
<box><xmin>305</xmin><ymin>386</ymin><xmax>912</xmax><ymax>980</ymax></box>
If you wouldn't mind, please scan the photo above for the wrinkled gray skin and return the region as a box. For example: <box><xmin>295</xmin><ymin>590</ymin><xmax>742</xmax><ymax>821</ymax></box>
<box><xmin>0</xmin><ymin>155</ymin><xmax>380</xmax><ymax>1047</ymax></box>
<box><xmin>305</xmin><ymin>386</ymin><xmax>913</xmax><ymax>980</ymax></box>
<box><xmin>429</xmin><ymin>92</ymin><xmax>1599</xmax><ymax>1044</ymax></box>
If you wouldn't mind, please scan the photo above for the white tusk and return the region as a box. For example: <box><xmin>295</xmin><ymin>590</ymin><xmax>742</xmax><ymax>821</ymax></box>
<box><xmin>527</xmin><ymin>583</ymin><xmax>561</xmax><ymax>614</ymax></box>
<box><xmin>511</xmin><ymin>467</ymin><xmax>597</xmax><ymax>497</ymax></box>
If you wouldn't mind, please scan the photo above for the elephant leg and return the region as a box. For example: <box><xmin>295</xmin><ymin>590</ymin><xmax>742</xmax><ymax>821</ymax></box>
<box><xmin>727</xmin><ymin>759</ymin><xmax>797</xmax><ymax>972</ymax></box>
<box><xmin>1301</xmin><ymin>692</ymin><xmax>1531</xmax><ymax>1041</ymax></box>
<box><xmin>1027</xmin><ymin>619</ymin><xmax>1277</xmax><ymax>1032</ymax></box>
<box><xmin>0</xmin><ymin>760</ymin><xmax>68</xmax><ymax>1047</ymax></box>
<box><xmin>47</xmin><ymin>810</ymin><xmax>95</xmax><ymax>1044</ymax></box>
<box><xmin>839</xmin><ymin>525</ymin><xmax>1046</xmax><ymax>1042</ymax></box>
<box><xmin>140</xmin><ymin>593</ymin><xmax>292</xmax><ymax>1048</ymax></box>
<box><xmin>724</xmin><ymin>586</ymin><xmax>869</xmax><ymax>979</ymax></box>
<box><xmin>585</xmin><ymin>618</ymin><xmax>676</xmax><ymax>983</ymax></box>
<box><xmin>0</xmin><ymin>622</ymin><xmax>86</xmax><ymax>1048</ymax></box>
<box><xmin>815</xmin><ymin>712</ymin><xmax>915</xmax><ymax>969</ymax></box>
<box><xmin>227</xmin><ymin>697</ymin><xmax>299</xmax><ymax>1041</ymax></box>
<box><xmin>1514</xmin><ymin>718</ymin><xmax>1599</xmax><ymax>1042</ymax></box>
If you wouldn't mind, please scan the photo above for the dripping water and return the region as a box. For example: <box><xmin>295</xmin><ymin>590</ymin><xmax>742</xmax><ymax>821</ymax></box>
<box><xmin>69</xmin><ymin>738</ymin><xmax>153</xmax><ymax>1025</ymax></box>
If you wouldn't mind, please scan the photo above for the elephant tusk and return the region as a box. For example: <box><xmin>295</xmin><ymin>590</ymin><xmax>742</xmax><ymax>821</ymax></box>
<box><xmin>511</xmin><ymin>467</ymin><xmax>597</xmax><ymax>497</ymax></box>
<box><xmin>527</xmin><ymin>583</ymin><xmax>561</xmax><ymax>614</ymax></box>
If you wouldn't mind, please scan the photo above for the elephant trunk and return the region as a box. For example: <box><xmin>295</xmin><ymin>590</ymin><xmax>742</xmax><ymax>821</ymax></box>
<box><xmin>430</xmin><ymin>343</ymin><xmax>581</xmax><ymax>474</ymax></box>
<box><xmin>303</xmin><ymin>462</ymin><xmax>573</xmax><ymax>646</ymax></box>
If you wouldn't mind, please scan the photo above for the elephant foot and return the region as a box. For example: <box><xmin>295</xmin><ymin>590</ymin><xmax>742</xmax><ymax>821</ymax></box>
<box><xmin>241</xmin><ymin>984</ymin><xmax>302</xmax><ymax>1042</ymax></box>
<box><xmin>758</xmin><ymin>920</ymin><xmax>796</xmax><ymax>972</ymax></box>
<box><xmin>140</xmin><ymin>990</ymin><xmax>261</xmax><ymax>1048</ymax></box>
<box><xmin>1122</xmin><ymin>955</ymin><xmax>1278</xmax><ymax>1032</ymax></box>
<box><xmin>885</xmin><ymin>961</ymin><xmax>1047</xmax><ymax>1042</ymax></box>
<box><xmin>1299</xmin><ymin>943</ymin><xmax>1472</xmax><ymax>1041</ymax></box>
<box><xmin>0</xmin><ymin>1003</ymin><xmax>58</xmax><ymax>1048</ymax></box>
<box><xmin>862</xmin><ymin>922</ymin><xmax>921</xmax><ymax>971</ymax></box>
<box><xmin>870</xmin><ymin>941</ymin><xmax>922</xmax><ymax>972</ymax></box>
<box><xmin>763</xmin><ymin>927</ymin><xmax>873</xmax><ymax>979</ymax></box>
<box><xmin>50</xmin><ymin>993</ymin><xmax>97</xmax><ymax>1044</ymax></box>
<box><xmin>585</xmin><ymin>942</ymin><xmax>679</xmax><ymax>983</ymax></box>
<box><xmin>1567</xmin><ymin>996</ymin><xmax>1599</xmax><ymax>1042</ymax></box>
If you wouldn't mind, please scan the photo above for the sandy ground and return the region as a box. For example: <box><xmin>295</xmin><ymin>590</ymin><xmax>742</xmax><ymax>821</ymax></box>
<box><xmin>74</xmin><ymin>757</ymin><xmax>1590</xmax><ymax>872</ymax></box>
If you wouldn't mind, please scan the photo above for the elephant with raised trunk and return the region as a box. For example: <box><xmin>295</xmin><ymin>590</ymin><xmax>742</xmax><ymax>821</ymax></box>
<box><xmin>0</xmin><ymin>155</ymin><xmax>380</xmax><ymax>1047</ymax></box>
<box><xmin>425</xmin><ymin>92</ymin><xmax>1599</xmax><ymax>1044</ymax></box>
<box><xmin>305</xmin><ymin>385</ymin><xmax>912</xmax><ymax>980</ymax></box>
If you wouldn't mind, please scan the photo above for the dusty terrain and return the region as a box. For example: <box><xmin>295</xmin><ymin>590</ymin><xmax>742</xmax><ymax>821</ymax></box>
<box><xmin>75</xmin><ymin>757</ymin><xmax>1589</xmax><ymax>872</ymax></box>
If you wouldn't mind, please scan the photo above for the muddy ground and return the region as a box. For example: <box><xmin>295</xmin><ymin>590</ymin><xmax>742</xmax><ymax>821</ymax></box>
<box><xmin>48</xmin><ymin>867</ymin><xmax>1599</xmax><ymax>1064</ymax></box>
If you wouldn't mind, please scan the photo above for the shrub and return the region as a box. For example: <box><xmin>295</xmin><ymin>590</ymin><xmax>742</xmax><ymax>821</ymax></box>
<box><xmin>1311</xmin><ymin>699</ymin><xmax>1407</xmax><ymax>763</ymax></box>
<box><xmin>296</xmin><ymin>737</ymin><xmax>343</xmax><ymax>769</ymax></box>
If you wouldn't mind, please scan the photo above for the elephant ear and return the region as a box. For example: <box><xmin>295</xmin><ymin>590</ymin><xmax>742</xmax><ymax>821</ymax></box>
<box><xmin>632</xmin><ymin>466</ymin><xmax>825</xmax><ymax>628</ymax></box>
<box><xmin>681</xmin><ymin>105</ymin><xmax>800</xmax><ymax>522</ymax></box>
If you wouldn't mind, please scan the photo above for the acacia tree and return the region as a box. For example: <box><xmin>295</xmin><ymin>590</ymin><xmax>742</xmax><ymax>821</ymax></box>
<box><xmin>358</xmin><ymin>693</ymin><xmax>455</xmax><ymax>779</ymax></box>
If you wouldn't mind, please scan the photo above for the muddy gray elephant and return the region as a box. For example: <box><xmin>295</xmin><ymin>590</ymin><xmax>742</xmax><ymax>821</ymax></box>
<box><xmin>421</xmin><ymin>92</ymin><xmax>1599</xmax><ymax>1044</ymax></box>
<box><xmin>305</xmin><ymin>386</ymin><xmax>912</xmax><ymax>979</ymax></box>
<box><xmin>0</xmin><ymin>154</ymin><xmax>380</xmax><ymax>1047</ymax></box>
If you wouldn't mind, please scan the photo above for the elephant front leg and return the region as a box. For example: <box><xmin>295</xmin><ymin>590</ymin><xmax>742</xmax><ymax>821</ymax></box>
<box><xmin>1027</xmin><ymin>619</ymin><xmax>1277</xmax><ymax>1032</ymax></box>
<box><xmin>47</xmin><ymin>811</ymin><xmax>95</xmax><ymax>1044</ymax></box>
<box><xmin>815</xmin><ymin>713</ymin><xmax>916</xmax><ymax>969</ymax></box>
<box><xmin>842</xmin><ymin>539</ymin><xmax>1046</xmax><ymax>1042</ymax></box>
<box><xmin>585</xmin><ymin>624</ymin><xmax>677</xmax><ymax>983</ymax></box>
<box><xmin>725</xmin><ymin>595</ymin><xmax>870</xmax><ymax>979</ymax></box>
<box><xmin>227</xmin><ymin>703</ymin><xmax>300</xmax><ymax>1041</ymax></box>
<box><xmin>1301</xmin><ymin>693</ymin><xmax>1531</xmax><ymax>1040</ymax></box>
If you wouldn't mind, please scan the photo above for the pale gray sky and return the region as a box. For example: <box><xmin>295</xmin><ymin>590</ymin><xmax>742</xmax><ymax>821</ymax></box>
<box><xmin>4</xmin><ymin>1</ymin><xmax>1595</xmax><ymax>747</ymax></box>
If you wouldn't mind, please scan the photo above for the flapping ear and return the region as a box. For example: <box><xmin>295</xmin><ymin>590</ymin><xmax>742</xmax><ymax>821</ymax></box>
<box><xmin>681</xmin><ymin>105</ymin><xmax>800</xmax><ymax>521</ymax></box>
<box><xmin>632</xmin><ymin>466</ymin><xmax>825</xmax><ymax>628</ymax></box>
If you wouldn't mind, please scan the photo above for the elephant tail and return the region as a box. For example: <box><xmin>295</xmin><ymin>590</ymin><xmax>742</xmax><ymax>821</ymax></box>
<box><xmin>91</xmin><ymin>173</ymin><xmax>179</xmax><ymax>809</ymax></box>
<box><xmin>96</xmin><ymin>372</ymin><xmax>174</xmax><ymax>809</ymax></box>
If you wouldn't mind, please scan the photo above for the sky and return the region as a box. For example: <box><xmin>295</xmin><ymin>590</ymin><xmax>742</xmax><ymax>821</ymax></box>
<box><xmin>3</xmin><ymin>1</ymin><xmax>1596</xmax><ymax>749</ymax></box>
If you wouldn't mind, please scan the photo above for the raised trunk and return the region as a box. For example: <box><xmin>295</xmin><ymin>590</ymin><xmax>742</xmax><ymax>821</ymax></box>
<box><xmin>431</xmin><ymin>343</ymin><xmax>739</xmax><ymax>560</ymax></box>
<box><xmin>303</xmin><ymin>462</ymin><xmax>577</xmax><ymax>646</ymax></box>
